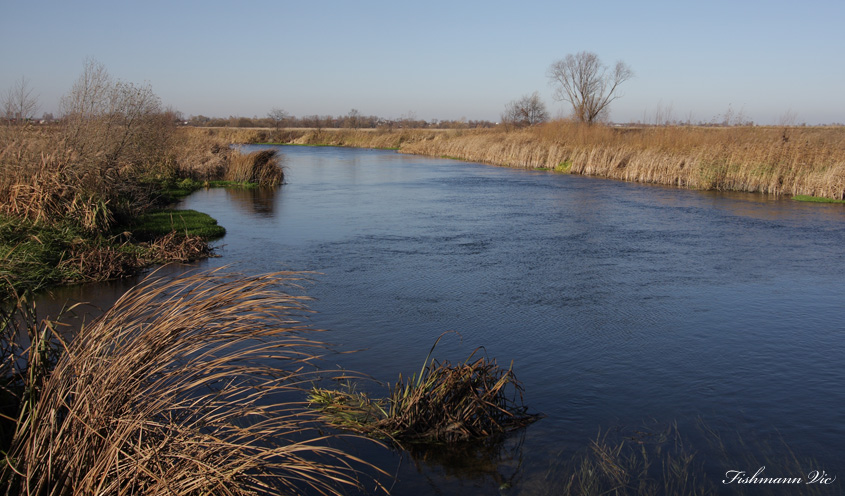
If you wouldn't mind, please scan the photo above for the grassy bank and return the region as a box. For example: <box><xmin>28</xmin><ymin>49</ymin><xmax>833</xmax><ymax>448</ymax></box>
<box><xmin>0</xmin><ymin>123</ymin><xmax>285</xmax><ymax>299</ymax></box>
<box><xmin>399</xmin><ymin>122</ymin><xmax>845</xmax><ymax>200</ymax></box>
<box><xmin>207</xmin><ymin>123</ymin><xmax>845</xmax><ymax>200</ymax></box>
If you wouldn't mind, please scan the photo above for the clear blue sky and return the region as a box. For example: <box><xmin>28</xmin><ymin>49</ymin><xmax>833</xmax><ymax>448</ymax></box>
<box><xmin>2</xmin><ymin>0</ymin><xmax>844</xmax><ymax>124</ymax></box>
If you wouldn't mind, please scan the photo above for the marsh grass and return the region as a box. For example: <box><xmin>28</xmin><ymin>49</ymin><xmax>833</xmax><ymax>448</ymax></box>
<box><xmin>792</xmin><ymin>194</ymin><xmax>845</xmax><ymax>203</ymax></box>
<box><xmin>1</xmin><ymin>269</ymin><xmax>385</xmax><ymax>495</ymax></box>
<box><xmin>400</xmin><ymin>123</ymin><xmax>845</xmax><ymax>200</ymax></box>
<box><xmin>0</xmin><ymin>125</ymin><xmax>269</xmax><ymax>296</ymax></box>
<box><xmin>309</xmin><ymin>335</ymin><xmax>540</xmax><ymax>446</ymax></box>
<box><xmin>130</xmin><ymin>208</ymin><xmax>226</xmax><ymax>241</ymax></box>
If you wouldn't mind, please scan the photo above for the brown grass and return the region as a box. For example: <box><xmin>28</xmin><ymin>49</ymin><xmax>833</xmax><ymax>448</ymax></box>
<box><xmin>400</xmin><ymin>122</ymin><xmax>845</xmax><ymax>199</ymax></box>
<box><xmin>0</xmin><ymin>126</ymin><xmax>120</xmax><ymax>233</ymax></box>
<box><xmin>226</xmin><ymin>149</ymin><xmax>285</xmax><ymax>186</ymax></box>
<box><xmin>1</xmin><ymin>269</ymin><xmax>384</xmax><ymax>495</ymax></box>
<box><xmin>193</xmin><ymin>126</ymin><xmax>447</xmax><ymax>150</ymax></box>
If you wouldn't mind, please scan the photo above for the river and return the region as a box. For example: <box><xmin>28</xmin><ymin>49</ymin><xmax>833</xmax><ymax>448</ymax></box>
<box><xmin>56</xmin><ymin>145</ymin><xmax>845</xmax><ymax>494</ymax></box>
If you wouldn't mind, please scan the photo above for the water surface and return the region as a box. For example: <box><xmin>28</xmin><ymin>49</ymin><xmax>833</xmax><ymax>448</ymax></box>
<box><xmin>107</xmin><ymin>146</ymin><xmax>845</xmax><ymax>493</ymax></box>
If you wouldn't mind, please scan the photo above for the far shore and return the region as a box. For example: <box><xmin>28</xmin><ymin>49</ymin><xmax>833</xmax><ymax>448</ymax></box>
<box><xmin>194</xmin><ymin>123</ymin><xmax>845</xmax><ymax>201</ymax></box>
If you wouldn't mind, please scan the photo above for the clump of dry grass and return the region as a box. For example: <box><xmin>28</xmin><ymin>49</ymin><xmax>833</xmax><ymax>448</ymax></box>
<box><xmin>310</xmin><ymin>335</ymin><xmax>539</xmax><ymax>445</ymax></box>
<box><xmin>1</xmin><ymin>269</ymin><xmax>383</xmax><ymax>495</ymax></box>
<box><xmin>226</xmin><ymin>149</ymin><xmax>285</xmax><ymax>186</ymax></box>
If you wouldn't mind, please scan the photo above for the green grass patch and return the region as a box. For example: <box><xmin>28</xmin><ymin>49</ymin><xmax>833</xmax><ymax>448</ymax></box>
<box><xmin>130</xmin><ymin>209</ymin><xmax>225</xmax><ymax>241</ymax></box>
<box><xmin>554</xmin><ymin>160</ymin><xmax>573</xmax><ymax>173</ymax></box>
<box><xmin>792</xmin><ymin>195</ymin><xmax>845</xmax><ymax>204</ymax></box>
<box><xmin>0</xmin><ymin>216</ymin><xmax>82</xmax><ymax>297</ymax></box>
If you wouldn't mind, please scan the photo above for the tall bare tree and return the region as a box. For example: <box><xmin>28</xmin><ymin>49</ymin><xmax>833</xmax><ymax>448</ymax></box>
<box><xmin>501</xmin><ymin>92</ymin><xmax>549</xmax><ymax>129</ymax></box>
<box><xmin>61</xmin><ymin>59</ymin><xmax>166</xmax><ymax>167</ymax></box>
<box><xmin>547</xmin><ymin>51</ymin><xmax>633</xmax><ymax>124</ymax></box>
<box><xmin>2</xmin><ymin>76</ymin><xmax>39</xmax><ymax>123</ymax></box>
<box><xmin>267</xmin><ymin>107</ymin><xmax>288</xmax><ymax>130</ymax></box>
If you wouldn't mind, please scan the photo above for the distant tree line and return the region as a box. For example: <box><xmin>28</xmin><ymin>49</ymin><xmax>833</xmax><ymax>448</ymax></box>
<box><xmin>184</xmin><ymin>110</ymin><xmax>497</xmax><ymax>130</ymax></box>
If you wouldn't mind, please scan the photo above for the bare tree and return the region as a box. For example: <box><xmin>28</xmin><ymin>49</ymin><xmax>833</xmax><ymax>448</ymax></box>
<box><xmin>547</xmin><ymin>51</ymin><xmax>633</xmax><ymax>124</ymax></box>
<box><xmin>344</xmin><ymin>108</ymin><xmax>361</xmax><ymax>128</ymax></box>
<box><xmin>501</xmin><ymin>91</ymin><xmax>549</xmax><ymax>129</ymax></box>
<box><xmin>267</xmin><ymin>107</ymin><xmax>288</xmax><ymax>129</ymax></box>
<box><xmin>2</xmin><ymin>76</ymin><xmax>40</xmax><ymax>123</ymax></box>
<box><xmin>60</xmin><ymin>59</ymin><xmax>168</xmax><ymax>169</ymax></box>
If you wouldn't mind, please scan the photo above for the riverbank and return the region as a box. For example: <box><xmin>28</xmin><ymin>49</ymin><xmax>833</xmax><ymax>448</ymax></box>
<box><xmin>0</xmin><ymin>124</ymin><xmax>283</xmax><ymax>300</ymax></box>
<box><xmin>211</xmin><ymin>123</ymin><xmax>845</xmax><ymax>200</ymax></box>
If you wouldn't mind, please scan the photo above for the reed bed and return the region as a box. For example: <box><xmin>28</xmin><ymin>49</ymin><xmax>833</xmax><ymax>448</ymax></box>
<box><xmin>0</xmin><ymin>126</ymin><xmax>121</xmax><ymax>233</ymax></box>
<box><xmin>309</xmin><ymin>337</ymin><xmax>539</xmax><ymax>445</ymax></box>
<box><xmin>400</xmin><ymin>122</ymin><xmax>845</xmax><ymax>200</ymax></box>
<box><xmin>1</xmin><ymin>269</ymin><xmax>383</xmax><ymax>495</ymax></box>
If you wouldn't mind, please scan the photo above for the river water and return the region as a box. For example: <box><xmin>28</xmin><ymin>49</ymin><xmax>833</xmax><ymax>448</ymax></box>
<box><xmin>61</xmin><ymin>146</ymin><xmax>845</xmax><ymax>493</ymax></box>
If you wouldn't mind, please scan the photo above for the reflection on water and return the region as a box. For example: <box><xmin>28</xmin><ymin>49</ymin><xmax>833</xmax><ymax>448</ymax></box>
<box><xmin>401</xmin><ymin>430</ymin><xmax>527</xmax><ymax>489</ymax></box>
<box><xmin>225</xmin><ymin>186</ymin><xmax>279</xmax><ymax>218</ymax></box>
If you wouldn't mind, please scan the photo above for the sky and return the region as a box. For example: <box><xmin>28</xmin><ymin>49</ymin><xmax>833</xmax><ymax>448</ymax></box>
<box><xmin>2</xmin><ymin>0</ymin><xmax>844</xmax><ymax>124</ymax></box>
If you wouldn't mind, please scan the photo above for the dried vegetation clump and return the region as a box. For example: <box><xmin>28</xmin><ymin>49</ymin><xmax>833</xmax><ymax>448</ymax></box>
<box><xmin>310</xmin><ymin>337</ymin><xmax>540</xmax><ymax>445</ymax></box>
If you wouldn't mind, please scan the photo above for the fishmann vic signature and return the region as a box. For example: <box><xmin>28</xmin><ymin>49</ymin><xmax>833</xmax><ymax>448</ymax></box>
<box><xmin>723</xmin><ymin>466</ymin><xmax>836</xmax><ymax>485</ymax></box>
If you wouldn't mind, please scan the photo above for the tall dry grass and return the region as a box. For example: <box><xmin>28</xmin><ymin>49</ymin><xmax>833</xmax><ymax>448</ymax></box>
<box><xmin>226</xmin><ymin>149</ymin><xmax>285</xmax><ymax>186</ymax></box>
<box><xmin>400</xmin><ymin>122</ymin><xmax>845</xmax><ymax>199</ymax></box>
<box><xmin>1</xmin><ymin>269</ymin><xmax>383</xmax><ymax>495</ymax></box>
<box><xmin>0</xmin><ymin>126</ymin><xmax>119</xmax><ymax>233</ymax></box>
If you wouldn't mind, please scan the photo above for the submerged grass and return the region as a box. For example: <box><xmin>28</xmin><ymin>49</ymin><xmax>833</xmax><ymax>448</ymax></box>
<box><xmin>1</xmin><ymin>269</ymin><xmax>385</xmax><ymax>495</ymax></box>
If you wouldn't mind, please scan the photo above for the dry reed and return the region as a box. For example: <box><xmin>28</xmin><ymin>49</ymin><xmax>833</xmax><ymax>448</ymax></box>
<box><xmin>1</xmin><ymin>269</ymin><xmax>384</xmax><ymax>495</ymax></box>
<box><xmin>225</xmin><ymin>149</ymin><xmax>285</xmax><ymax>186</ymax></box>
<box><xmin>400</xmin><ymin>122</ymin><xmax>845</xmax><ymax>200</ymax></box>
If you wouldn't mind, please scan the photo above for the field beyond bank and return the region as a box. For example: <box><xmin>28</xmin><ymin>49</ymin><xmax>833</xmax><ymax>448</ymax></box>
<box><xmin>219</xmin><ymin>123</ymin><xmax>845</xmax><ymax>200</ymax></box>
